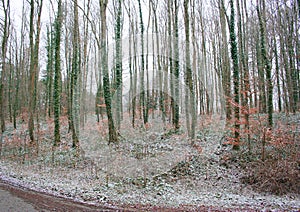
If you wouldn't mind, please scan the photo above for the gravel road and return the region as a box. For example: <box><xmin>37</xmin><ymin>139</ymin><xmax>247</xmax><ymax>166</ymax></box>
<box><xmin>0</xmin><ymin>180</ymin><xmax>115</xmax><ymax>212</ymax></box>
<box><xmin>0</xmin><ymin>188</ymin><xmax>37</xmax><ymax>212</ymax></box>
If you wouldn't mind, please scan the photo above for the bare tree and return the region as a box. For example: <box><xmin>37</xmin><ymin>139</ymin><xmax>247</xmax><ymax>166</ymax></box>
<box><xmin>28</xmin><ymin>0</ymin><xmax>43</xmax><ymax>144</ymax></box>
<box><xmin>257</xmin><ymin>0</ymin><xmax>273</xmax><ymax>127</ymax></box>
<box><xmin>70</xmin><ymin>0</ymin><xmax>80</xmax><ymax>149</ymax></box>
<box><xmin>114</xmin><ymin>0</ymin><xmax>122</xmax><ymax>130</ymax></box>
<box><xmin>184</xmin><ymin>0</ymin><xmax>196</xmax><ymax>140</ymax></box>
<box><xmin>0</xmin><ymin>0</ymin><xmax>10</xmax><ymax>133</ymax></box>
<box><xmin>100</xmin><ymin>0</ymin><xmax>118</xmax><ymax>144</ymax></box>
<box><xmin>53</xmin><ymin>0</ymin><xmax>62</xmax><ymax>146</ymax></box>
<box><xmin>229</xmin><ymin>0</ymin><xmax>240</xmax><ymax>150</ymax></box>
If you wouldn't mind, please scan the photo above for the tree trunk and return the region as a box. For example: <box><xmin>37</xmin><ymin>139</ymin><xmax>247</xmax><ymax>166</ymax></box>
<box><xmin>45</xmin><ymin>26</ymin><xmax>54</xmax><ymax>118</ymax></box>
<box><xmin>229</xmin><ymin>0</ymin><xmax>240</xmax><ymax>150</ymax></box>
<box><xmin>28</xmin><ymin>0</ymin><xmax>43</xmax><ymax>144</ymax></box>
<box><xmin>184</xmin><ymin>0</ymin><xmax>196</xmax><ymax>140</ymax></box>
<box><xmin>80</xmin><ymin>0</ymin><xmax>91</xmax><ymax>128</ymax></box>
<box><xmin>173</xmin><ymin>0</ymin><xmax>180</xmax><ymax>130</ymax></box>
<box><xmin>219</xmin><ymin>0</ymin><xmax>231</xmax><ymax>122</ymax></box>
<box><xmin>274</xmin><ymin>36</ymin><xmax>281</xmax><ymax>112</ymax></box>
<box><xmin>53</xmin><ymin>0</ymin><xmax>62</xmax><ymax>146</ymax></box>
<box><xmin>257</xmin><ymin>0</ymin><xmax>273</xmax><ymax>127</ymax></box>
<box><xmin>100</xmin><ymin>0</ymin><xmax>118</xmax><ymax>144</ymax></box>
<box><xmin>115</xmin><ymin>0</ymin><xmax>122</xmax><ymax>130</ymax></box>
<box><xmin>70</xmin><ymin>0</ymin><xmax>80</xmax><ymax>149</ymax></box>
<box><xmin>0</xmin><ymin>0</ymin><xmax>10</xmax><ymax>133</ymax></box>
<box><xmin>137</xmin><ymin>0</ymin><xmax>148</xmax><ymax>126</ymax></box>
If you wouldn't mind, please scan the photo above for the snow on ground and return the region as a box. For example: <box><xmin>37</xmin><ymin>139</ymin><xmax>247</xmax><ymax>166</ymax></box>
<box><xmin>0</xmin><ymin>115</ymin><xmax>299</xmax><ymax>211</ymax></box>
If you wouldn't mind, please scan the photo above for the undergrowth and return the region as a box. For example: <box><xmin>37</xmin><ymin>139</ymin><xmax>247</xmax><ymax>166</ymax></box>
<box><xmin>228</xmin><ymin>113</ymin><xmax>300</xmax><ymax>195</ymax></box>
<box><xmin>241</xmin><ymin>159</ymin><xmax>299</xmax><ymax>195</ymax></box>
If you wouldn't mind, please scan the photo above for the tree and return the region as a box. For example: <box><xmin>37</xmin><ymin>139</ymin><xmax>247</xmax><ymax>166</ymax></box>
<box><xmin>236</xmin><ymin>0</ymin><xmax>251</xmax><ymax>149</ymax></box>
<box><xmin>219</xmin><ymin>0</ymin><xmax>231</xmax><ymax>122</ymax></box>
<box><xmin>13</xmin><ymin>1</ymin><xmax>27</xmax><ymax>130</ymax></box>
<box><xmin>172</xmin><ymin>0</ymin><xmax>180</xmax><ymax>130</ymax></box>
<box><xmin>152</xmin><ymin>0</ymin><xmax>165</xmax><ymax>124</ymax></box>
<box><xmin>137</xmin><ymin>0</ymin><xmax>148</xmax><ymax>125</ymax></box>
<box><xmin>0</xmin><ymin>0</ymin><xmax>10</xmax><ymax>133</ymax></box>
<box><xmin>100</xmin><ymin>0</ymin><xmax>118</xmax><ymax>144</ymax></box>
<box><xmin>229</xmin><ymin>0</ymin><xmax>240</xmax><ymax>150</ymax></box>
<box><xmin>273</xmin><ymin>32</ymin><xmax>281</xmax><ymax>112</ymax></box>
<box><xmin>53</xmin><ymin>0</ymin><xmax>63</xmax><ymax>146</ymax></box>
<box><xmin>257</xmin><ymin>0</ymin><xmax>273</xmax><ymax>127</ymax></box>
<box><xmin>45</xmin><ymin>25</ymin><xmax>54</xmax><ymax>118</ymax></box>
<box><xmin>80</xmin><ymin>0</ymin><xmax>91</xmax><ymax>128</ymax></box>
<box><xmin>28</xmin><ymin>0</ymin><xmax>43</xmax><ymax>144</ymax></box>
<box><xmin>184</xmin><ymin>0</ymin><xmax>196</xmax><ymax>140</ymax></box>
<box><xmin>69</xmin><ymin>0</ymin><xmax>81</xmax><ymax>149</ymax></box>
<box><xmin>114</xmin><ymin>0</ymin><xmax>123</xmax><ymax>130</ymax></box>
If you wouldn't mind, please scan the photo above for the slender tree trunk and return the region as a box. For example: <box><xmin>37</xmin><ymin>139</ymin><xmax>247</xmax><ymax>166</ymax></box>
<box><xmin>28</xmin><ymin>0</ymin><xmax>43</xmax><ymax>144</ymax></box>
<box><xmin>184</xmin><ymin>0</ymin><xmax>196</xmax><ymax>140</ymax></box>
<box><xmin>13</xmin><ymin>38</ymin><xmax>20</xmax><ymax>129</ymax></box>
<box><xmin>70</xmin><ymin>0</ymin><xmax>80</xmax><ymax>149</ymax></box>
<box><xmin>115</xmin><ymin>0</ymin><xmax>122</xmax><ymax>130</ymax></box>
<box><xmin>158</xmin><ymin>4</ymin><xmax>165</xmax><ymax>124</ymax></box>
<box><xmin>256</xmin><ymin>32</ymin><xmax>266</xmax><ymax>113</ymax></box>
<box><xmin>80</xmin><ymin>0</ymin><xmax>91</xmax><ymax>128</ymax></box>
<box><xmin>137</xmin><ymin>0</ymin><xmax>147</xmax><ymax>126</ymax></box>
<box><xmin>237</xmin><ymin>0</ymin><xmax>250</xmax><ymax>149</ymax></box>
<box><xmin>191</xmin><ymin>0</ymin><xmax>198</xmax><ymax>117</ymax></box>
<box><xmin>95</xmin><ymin>44</ymin><xmax>104</xmax><ymax>123</ymax></box>
<box><xmin>13</xmin><ymin>4</ymin><xmax>26</xmax><ymax>129</ymax></box>
<box><xmin>100</xmin><ymin>0</ymin><xmax>118</xmax><ymax>144</ymax></box>
<box><xmin>146</xmin><ymin>1</ymin><xmax>151</xmax><ymax>127</ymax></box>
<box><xmin>173</xmin><ymin>0</ymin><xmax>180</xmax><ymax>129</ymax></box>
<box><xmin>132</xmin><ymin>22</ymin><xmax>138</xmax><ymax>128</ymax></box>
<box><xmin>45</xmin><ymin>26</ymin><xmax>54</xmax><ymax>118</ymax></box>
<box><xmin>257</xmin><ymin>0</ymin><xmax>273</xmax><ymax>127</ymax></box>
<box><xmin>219</xmin><ymin>0</ymin><xmax>231</xmax><ymax>122</ymax></box>
<box><xmin>164</xmin><ymin>0</ymin><xmax>174</xmax><ymax>127</ymax></box>
<box><xmin>229</xmin><ymin>0</ymin><xmax>240</xmax><ymax>150</ymax></box>
<box><xmin>0</xmin><ymin>0</ymin><xmax>10</xmax><ymax>133</ymax></box>
<box><xmin>274</xmin><ymin>36</ymin><xmax>281</xmax><ymax>112</ymax></box>
<box><xmin>28</xmin><ymin>0</ymin><xmax>35</xmax><ymax>142</ymax></box>
<box><xmin>8</xmin><ymin>52</ymin><xmax>12</xmax><ymax>123</ymax></box>
<box><xmin>286</xmin><ymin>7</ymin><xmax>298</xmax><ymax>113</ymax></box>
<box><xmin>53</xmin><ymin>0</ymin><xmax>62</xmax><ymax>146</ymax></box>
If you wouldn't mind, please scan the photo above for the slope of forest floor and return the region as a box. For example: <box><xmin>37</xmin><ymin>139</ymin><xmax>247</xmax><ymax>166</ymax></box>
<box><xmin>0</xmin><ymin>113</ymin><xmax>299</xmax><ymax>211</ymax></box>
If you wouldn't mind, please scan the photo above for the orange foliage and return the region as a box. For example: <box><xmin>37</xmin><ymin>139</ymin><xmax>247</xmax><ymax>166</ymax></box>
<box><xmin>145</xmin><ymin>122</ymin><xmax>152</xmax><ymax>130</ymax></box>
<box><xmin>192</xmin><ymin>143</ymin><xmax>202</xmax><ymax>154</ymax></box>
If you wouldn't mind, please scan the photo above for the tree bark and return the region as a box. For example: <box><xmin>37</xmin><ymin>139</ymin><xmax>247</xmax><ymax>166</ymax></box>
<box><xmin>100</xmin><ymin>0</ymin><xmax>118</xmax><ymax>144</ymax></box>
<box><xmin>229</xmin><ymin>0</ymin><xmax>240</xmax><ymax>150</ymax></box>
<box><xmin>257</xmin><ymin>0</ymin><xmax>273</xmax><ymax>127</ymax></box>
<box><xmin>70</xmin><ymin>0</ymin><xmax>80</xmax><ymax>149</ymax></box>
<box><xmin>0</xmin><ymin>0</ymin><xmax>10</xmax><ymax>133</ymax></box>
<box><xmin>115</xmin><ymin>0</ymin><xmax>122</xmax><ymax>130</ymax></box>
<box><xmin>184</xmin><ymin>0</ymin><xmax>196</xmax><ymax>140</ymax></box>
<box><xmin>137</xmin><ymin>0</ymin><xmax>148</xmax><ymax>126</ymax></box>
<box><xmin>28</xmin><ymin>0</ymin><xmax>43</xmax><ymax>144</ymax></box>
<box><xmin>53</xmin><ymin>0</ymin><xmax>62</xmax><ymax>146</ymax></box>
<box><xmin>173</xmin><ymin>0</ymin><xmax>180</xmax><ymax>130</ymax></box>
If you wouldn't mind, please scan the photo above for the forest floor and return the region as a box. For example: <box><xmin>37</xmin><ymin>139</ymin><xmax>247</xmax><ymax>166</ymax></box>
<box><xmin>0</xmin><ymin>112</ymin><xmax>299</xmax><ymax>211</ymax></box>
